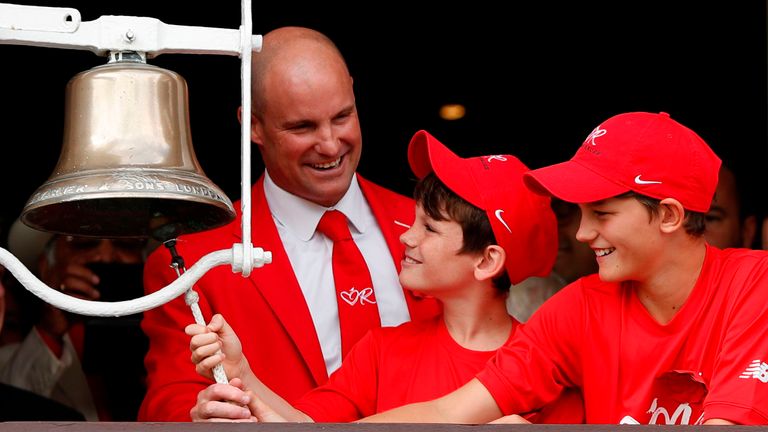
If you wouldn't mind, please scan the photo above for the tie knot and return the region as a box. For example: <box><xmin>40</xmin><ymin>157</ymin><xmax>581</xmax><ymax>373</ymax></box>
<box><xmin>317</xmin><ymin>210</ymin><xmax>353</xmax><ymax>242</ymax></box>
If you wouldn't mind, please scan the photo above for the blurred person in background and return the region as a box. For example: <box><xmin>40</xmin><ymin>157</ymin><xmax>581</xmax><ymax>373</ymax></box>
<box><xmin>507</xmin><ymin>199</ymin><xmax>597</xmax><ymax>322</ymax></box>
<box><xmin>0</xmin><ymin>223</ymin><xmax>84</xmax><ymax>421</ymax></box>
<box><xmin>703</xmin><ymin>164</ymin><xmax>757</xmax><ymax>249</ymax></box>
<box><xmin>0</xmin><ymin>220</ymin><xmax>149</xmax><ymax>420</ymax></box>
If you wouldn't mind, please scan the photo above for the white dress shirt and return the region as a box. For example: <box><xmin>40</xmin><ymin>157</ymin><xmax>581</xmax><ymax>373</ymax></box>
<box><xmin>0</xmin><ymin>329</ymin><xmax>98</xmax><ymax>420</ymax></box>
<box><xmin>263</xmin><ymin>171</ymin><xmax>410</xmax><ymax>374</ymax></box>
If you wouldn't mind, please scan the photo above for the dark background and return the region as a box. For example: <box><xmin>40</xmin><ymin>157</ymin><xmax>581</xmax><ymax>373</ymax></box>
<box><xmin>1</xmin><ymin>1</ymin><xmax>766</xmax><ymax>240</ymax></box>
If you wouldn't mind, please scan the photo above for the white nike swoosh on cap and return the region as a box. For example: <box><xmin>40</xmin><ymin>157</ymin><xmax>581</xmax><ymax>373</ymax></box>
<box><xmin>494</xmin><ymin>209</ymin><xmax>512</xmax><ymax>233</ymax></box>
<box><xmin>634</xmin><ymin>175</ymin><xmax>662</xmax><ymax>185</ymax></box>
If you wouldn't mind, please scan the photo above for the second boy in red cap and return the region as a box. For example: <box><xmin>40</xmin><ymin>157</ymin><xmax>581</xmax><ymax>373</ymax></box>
<box><xmin>359</xmin><ymin>112</ymin><xmax>768</xmax><ymax>425</ymax></box>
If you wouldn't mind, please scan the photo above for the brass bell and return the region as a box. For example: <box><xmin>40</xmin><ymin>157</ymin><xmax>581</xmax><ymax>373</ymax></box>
<box><xmin>21</xmin><ymin>52</ymin><xmax>235</xmax><ymax>241</ymax></box>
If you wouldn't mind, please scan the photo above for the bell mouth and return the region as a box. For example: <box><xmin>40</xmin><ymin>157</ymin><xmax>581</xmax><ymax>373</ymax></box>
<box><xmin>22</xmin><ymin>168</ymin><xmax>235</xmax><ymax>241</ymax></box>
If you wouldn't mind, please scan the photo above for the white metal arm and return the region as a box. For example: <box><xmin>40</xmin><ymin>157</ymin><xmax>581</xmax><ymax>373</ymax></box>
<box><xmin>0</xmin><ymin>3</ymin><xmax>260</xmax><ymax>57</ymax></box>
<box><xmin>0</xmin><ymin>246</ymin><xmax>271</xmax><ymax>317</ymax></box>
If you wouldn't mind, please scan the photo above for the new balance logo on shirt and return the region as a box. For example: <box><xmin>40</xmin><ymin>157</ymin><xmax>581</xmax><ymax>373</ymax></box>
<box><xmin>739</xmin><ymin>359</ymin><xmax>768</xmax><ymax>383</ymax></box>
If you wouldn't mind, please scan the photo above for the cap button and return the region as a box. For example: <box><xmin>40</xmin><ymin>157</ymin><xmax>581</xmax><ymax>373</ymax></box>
<box><xmin>658</xmin><ymin>112</ymin><xmax>671</xmax><ymax>118</ymax></box>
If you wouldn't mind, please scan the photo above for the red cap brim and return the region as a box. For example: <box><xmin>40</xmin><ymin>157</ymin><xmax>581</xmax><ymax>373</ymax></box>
<box><xmin>523</xmin><ymin>159</ymin><xmax>630</xmax><ymax>204</ymax></box>
<box><xmin>409</xmin><ymin>130</ymin><xmax>481</xmax><ymax>207</ymax></box>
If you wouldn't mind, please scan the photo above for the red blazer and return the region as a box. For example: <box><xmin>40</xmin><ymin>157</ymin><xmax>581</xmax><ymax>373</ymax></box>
<box><xmin>138</xmin><ymin>174</ymin><xmax>440</xmax><ymax>421</ymax></box>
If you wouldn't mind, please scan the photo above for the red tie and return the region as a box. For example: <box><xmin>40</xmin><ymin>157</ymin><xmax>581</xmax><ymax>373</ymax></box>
<box><xmin>316</xmin><ymin>210</ymin><xmax>381</xmax><ymax>358</ymax></box>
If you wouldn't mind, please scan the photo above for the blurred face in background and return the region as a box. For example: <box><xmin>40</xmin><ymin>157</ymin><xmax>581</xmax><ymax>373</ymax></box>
<box><xmin>0</xmin><ymin>266</ymin><xmax>24</xmax><ymax>345</ymax></box>
<box><xmin>552</xmin><ymin>199</ymin><xmax>598</xmax><ymax>284</ymax></box>
<box><xmin>39</xmin><ymin>236</ymin><xmax>146</xmax><ymax>302</ymax></box>
<box><xmin>49</xmin><ymin>236</ymin><xmax>145</xmax><ymax>266</ymax></box>
<box><xmin>704</xmin><ymin>166</ymin><xmax>756</xmax><ymax>249</ymax></box>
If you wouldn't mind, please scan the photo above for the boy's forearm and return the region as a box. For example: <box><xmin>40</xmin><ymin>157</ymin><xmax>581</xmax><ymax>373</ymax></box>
<box><xmin>358</xmin><ymin>400</ymin><xmax>447</xmax><ymax>423</ymax></box>
<box><xmin>359</xmin><ymin>378</ymin><xmax>502</xmax><ymax>424</ymax></box>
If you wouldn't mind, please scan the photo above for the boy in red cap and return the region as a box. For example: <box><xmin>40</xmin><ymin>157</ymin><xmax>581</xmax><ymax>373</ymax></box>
<box><xmin>359</xmin><ymin>112</ymin><xmax>768</xmax><ymax>425</ymax></box>
<box><xmin>183</xmin><ymin>130</ymin><xmax>583</xmax><ymax>423</ymax></box>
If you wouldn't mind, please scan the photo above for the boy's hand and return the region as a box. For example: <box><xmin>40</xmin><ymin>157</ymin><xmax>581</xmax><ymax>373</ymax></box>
<box><xmin>186</xmin><ymin>313</ymin><xmax>249</xmax><ymax>381</ymax></box>
<box><xmin>190</xmin><ymin>378</ymin><xmax>253</xmax><ymax>422</ymax></box>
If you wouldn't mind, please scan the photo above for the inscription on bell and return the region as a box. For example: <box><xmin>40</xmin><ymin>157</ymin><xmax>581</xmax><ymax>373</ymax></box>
<box><xmin>29</xmin><ymin>185</ymin><xmax>88</xmax><ymax>204</ymax></box>
<box><xmin>28</xmin><ymin>173</ymin><xmax>227</xmax><ymax>205</ymax></box>
<box><xmin>109</xmin><ymin>174</ymin><xmax>226</xmax><ymax>201</ymax></box>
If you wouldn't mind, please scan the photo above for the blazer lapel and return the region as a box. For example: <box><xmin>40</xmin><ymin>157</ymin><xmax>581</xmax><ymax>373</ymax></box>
<box><xmin>359</xmin><ymin>175</ymin><xmax>409</xmax><ymax>275</ymax></box>
<box><xmin>239</xmin><ymin>176</ymin><xmax>329</xmax><ymax>385</ymax></box>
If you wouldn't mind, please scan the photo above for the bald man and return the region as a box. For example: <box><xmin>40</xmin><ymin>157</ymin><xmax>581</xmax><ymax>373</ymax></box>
<box><xmin>138</xmin><ymin>27</ymin><xmax>439</xmax><ymax>421</ymax></box>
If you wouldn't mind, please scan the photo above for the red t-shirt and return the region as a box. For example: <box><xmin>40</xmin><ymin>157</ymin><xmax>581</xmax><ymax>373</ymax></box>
<box><xmin>478</xmin><ymin>245</ymin><xmax>768</xmax><ymax>424</ymax></box>
<box><xmin>295</xmin><ymin>316</ymin><xmax>584</xmax><ymax>423</ymax></box>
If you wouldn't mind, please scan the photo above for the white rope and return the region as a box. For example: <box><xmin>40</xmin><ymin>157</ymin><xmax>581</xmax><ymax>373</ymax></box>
<box><xmin>184</xmin><ymin>288</ymin><xmax>228</xmax><ymax>384</ymax></box>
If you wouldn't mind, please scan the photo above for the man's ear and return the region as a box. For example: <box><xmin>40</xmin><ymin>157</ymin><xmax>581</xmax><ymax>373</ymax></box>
<box><xmin>475</xmin><ymin>245</ymin><xmax>506</xmax><ymax>282</ymax></box>
<box><xmin>237</xmin><ymin>106</ymin><xmax>264</xmax><ymax>146</ymax></box>
<box><xmin>658</xmin><ymin>198</ymin><xmax>686</xmax><ymax>234</ymax></box>
<box><xmin>762</xmin><ymin>217</ymin><xmax>768</xmax><ymax>250</ymax></box>
<box><xmin>741</xmin><ymin>214</ymin><xmax>757</xmax><ymax>248</ymax></box>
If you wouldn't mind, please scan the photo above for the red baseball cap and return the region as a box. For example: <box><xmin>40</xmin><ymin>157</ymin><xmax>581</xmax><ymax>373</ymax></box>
<box><xmin>408</xmin><ymin>130</ymin><xmax>557</xmax><ymax>285</ymax></box>
<box><xmin>523</xmin><ymin>112</ymin><xmax>721</xmax><ymax>212</ymax></box>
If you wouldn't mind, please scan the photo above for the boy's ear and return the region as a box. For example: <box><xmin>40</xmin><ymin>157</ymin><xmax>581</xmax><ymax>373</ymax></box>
<box><xmin>658</xmin><ymin>198</ymin><xmax>686</xmax><ymax>234</ymax></box>
<box><xmin>475</xmin><ymin>245</ymin><xmax>506</xmax><ymax>282</ymax></box>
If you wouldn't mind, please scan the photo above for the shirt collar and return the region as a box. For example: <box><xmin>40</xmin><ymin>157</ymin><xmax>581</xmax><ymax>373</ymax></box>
<box><xmin>263</xmin><ymin>170</ymin><xmax>370</xmax><ymax>241</ymax></box>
